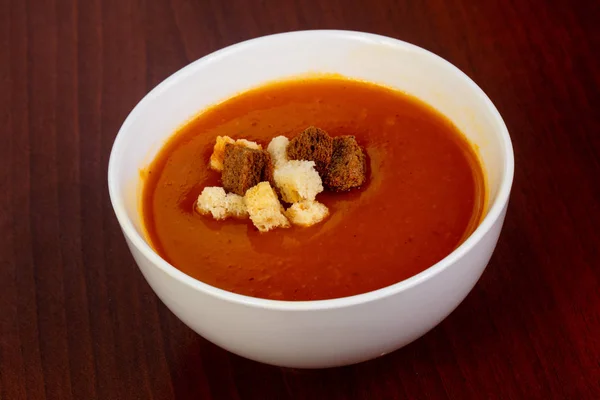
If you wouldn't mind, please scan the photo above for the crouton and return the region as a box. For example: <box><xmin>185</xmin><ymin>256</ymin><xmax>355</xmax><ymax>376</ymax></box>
<box><xmin>196</xmin><ymin>187</ymin><xmax>248</xmax><ymax>220</ymax></box>
<box><xmin>261</xmin><ymin>152</ymin><xmax>276</xmax><ymax>187</ymax></box>
<box><xmin>287</xmin><ymin>126</ymin><xmax>333</xmax><ymax>175</ymax></box>
<box><xmin>267</xmin><ymin>136</ymin><xmax>290</xmax><ymax>167</ymax></box>
<box><xmin>209</xmin><ymin>136</ymin><xmax>235</xmax><ymax>171</ymax></box>
<box><xmin>223</xmin><ymin>193</ymin><xmax>248</xmax><ymax>218</ymax></box>
<box><xmin>285</xmin><ymin>200</ymin><xmax>329</xmax><ymax>227</ymax></box>
<box><xmin>324</xmin><ymin>136</ymin><xmax>367</xmax><ymax>191</ymax></box>
<box><xmin>273</xmin><ymin>160</ymin><xmax>323</xmax><ymax>203</ymax></box>
<box><xmin>222</xmin><ymin>144</ymin><xmax>269</xmax><ymax>196</ymax></box>
<box><xmin>244</xmin><ymin>182</ymin><xmax>290</xmax><ymax>232</ymax></box>
<box><xmin>209</xmin><ymin>136</ymin><xmax>262</xmax><ymax>171</ymax></box>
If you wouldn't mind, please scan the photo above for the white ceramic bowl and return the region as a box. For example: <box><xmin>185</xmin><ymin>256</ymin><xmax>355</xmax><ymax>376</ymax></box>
<box><xmin>108</xmin><ymin>30</ymin><xmax>513</xmax><ymax>368</ymax></box>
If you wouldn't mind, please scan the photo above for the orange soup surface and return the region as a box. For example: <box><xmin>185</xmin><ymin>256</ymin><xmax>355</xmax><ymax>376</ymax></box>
<box><xmin>143</xmin><ymin>77</ymin><xmax>485</xmax><ymax>301</ymax></box>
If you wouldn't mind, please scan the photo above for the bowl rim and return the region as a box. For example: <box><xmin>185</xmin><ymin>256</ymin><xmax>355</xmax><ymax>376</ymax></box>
<box><xmin>108</xmin><ymin>29</ymin><xmax>514</xmax><ymax>311</ymax></box>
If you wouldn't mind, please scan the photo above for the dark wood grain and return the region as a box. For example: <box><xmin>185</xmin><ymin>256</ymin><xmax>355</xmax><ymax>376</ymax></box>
<box><xmin>1</xmin><ymin>0</ymin><xmax>599</xmax><ymax>398</ymax></box>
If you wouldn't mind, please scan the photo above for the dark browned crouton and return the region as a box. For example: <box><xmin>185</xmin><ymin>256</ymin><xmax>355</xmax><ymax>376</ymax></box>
<box><xmin>287</xmin><ymin>126</ymin><xmax>333</xmax><ymax>175</ymax></box>
<box><xmin>261</xmin><ymin>152</ymin><xmax>277</xmax><ymax>187</ymax></box>
<box><xmin>324</xmin><ymin>136</ymin><xmax>367</xmax><ymax>191</ymax></box>
<box><xmin>222</xmin><ymin>144</ymin><xmax>269</xmax><ymax>195</ymax></box>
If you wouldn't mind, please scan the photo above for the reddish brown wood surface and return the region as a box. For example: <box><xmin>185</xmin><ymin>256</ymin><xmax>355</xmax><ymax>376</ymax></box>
<box><xmin>1</xmin><ymin>0</ymin><xmax>598</xmax><ymax>398</ymax></box>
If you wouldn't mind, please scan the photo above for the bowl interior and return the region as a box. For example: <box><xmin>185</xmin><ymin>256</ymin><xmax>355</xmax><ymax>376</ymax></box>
<box><xmin>109</xmin><ymin>30</ymin><xmax>511</xmax><ymax>295</ymax></box>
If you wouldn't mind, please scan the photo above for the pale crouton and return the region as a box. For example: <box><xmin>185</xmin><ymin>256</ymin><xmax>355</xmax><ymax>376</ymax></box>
<box><xmin>196</xmin><ymin>187</ymin><xmax>248</xmax><ymax>220</ymax></box>
<box><xmin>273</xmin><ymin>160</ymin><xmax>323</xmax><ymax>203</ymax></box>
<box><xmin>209</xmin><ymin>136</ymin><xmax>262</xmax><ymax>171</ymax></box>
<box><xmin>267</xmin><ymin>136</ymin><xmax>290</xmax><ymax>167</ymax></box>
<box><xmin>196</xmin><ymin>187</ymin><xmax>227</xmax><ymax>219</ymax></box>
<box><xmin>223</xmin><ymin>193</ymin><xmax>248</xmax><ymax>218</ymax></box>
<box><xmin>209</xmin><ymin>136</ymin><xmax>235</xmax><ymax>171</ymax></box>
<box><xmin>244</xmin><ymin>182</ymin><xmax>290</xmax><ymax>232</ymax></box>
<box><xmin>285</xmin><ymin>200</ymin><xmax>329</xmax><ymax>227</ymax></box>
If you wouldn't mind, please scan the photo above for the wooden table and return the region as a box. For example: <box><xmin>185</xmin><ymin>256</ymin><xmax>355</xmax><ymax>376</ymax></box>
<box><xmin>1</xmin><ymin>0</ymin><xmax>599</xmax><ymax>398</ymax></box>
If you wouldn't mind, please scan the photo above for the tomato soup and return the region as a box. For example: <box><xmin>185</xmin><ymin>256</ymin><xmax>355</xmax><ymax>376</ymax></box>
<box><xmin>142</xmin><ymin>77</ymin><xmax>485</xmax><ymax>301</ymax></box>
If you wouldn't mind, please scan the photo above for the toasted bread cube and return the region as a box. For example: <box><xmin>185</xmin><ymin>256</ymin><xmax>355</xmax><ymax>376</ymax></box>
<box><xmin>222</xmin><ymin>144</ymin><xmax>269</xmax><ymax>196</ymax></box>
<box><xmin>267</xmin><ymin>136</ymin><xmax>290</xmax><ymax>167</ymax></box>
<box><xmin>324</xmin><ymin>136</ymin><xmax>367</xmax><ymax>191</ymax></box>
<box><xmin>285</xmin><ymin>200</ymin><xmax>329</xmax><ymax>227</ymax></box>
<box><xmin>261</xmin><ymin>152</ymin><xmax>276</xmax><ymax>187</ymax></box>
<box><xmin>209</xmin><ymin>136</ymin><xmax>235</xmax><ymax>171</ymax></box>
<box><xmin>223</xmin><ymin>193</ymin><xmax>248</xmax><ymax>218</ymax></box>
<box><xmin>244</xmin><ymin>182</ymin><xmax>290</xmax><ymax>232</ymax></box>
<box><xmin>196</xmin><ymin>187</ymin><xmax>248</xmax><ymax>220</ymax></box>
<box><xmin>209</xmin><ymin>136</ymin><xmax>262</xmax><ymax>171</ymax></box>
<box><xmin>196</xmin><ymin>187</ymin><xmax>228</xmax><ymax>219</ymax></box>
<box><xmin>273</xmin><ymin>160</ymin><xmax>323</xmax><ymax>203</ymax></box>
<box><xmin>287</xmin><ymin>126</ymin><xmax>333</xmax><ymax>175</ymax></box>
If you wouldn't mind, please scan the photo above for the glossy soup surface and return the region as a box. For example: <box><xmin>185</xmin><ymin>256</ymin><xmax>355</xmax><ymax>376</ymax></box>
<box><xmin>143</xmin><ymin>77</ymin><xmax>485</xmax><ymax>301</ymax></box>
